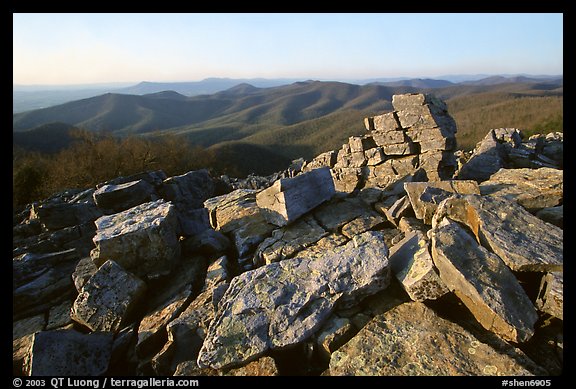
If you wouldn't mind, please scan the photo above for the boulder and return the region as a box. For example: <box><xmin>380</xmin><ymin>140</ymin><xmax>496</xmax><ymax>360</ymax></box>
<box><xmin>479</xmin><ymin>168</ymin><xmax>563</xmax><ymax>212</ymax></box>
<box><xmin>46</xmin><ymin>299</ymin><xmax>74</xmax><ymax>330</ymax></box>
<box><xmin>535</xmin><ymin>205</ymin><xmax>563</xmax><ymax>229</ymax></box>
<box><xmin>316</xmin><ymin>316</ymin><xmax>355</xmax><ymax>360</ymax></box>
<box><xmin>302</xmin><ymin>150</ymin><xmax>337</xmax><ymax>171</ymax></box>
<box><xmin>404</xmin><ymin>180</ymin><xmax>480</xmax><ymax>224</ymax></box>
<box><xmin>93</xmin><ymin>179</ymin><xmax>155</xmax><ymax>213</ymax></box>
<box><xmin>371</xmin><ymin>111</ymin><xmax>401</xmax><ymax>132</ymax></box>
<box><xmin>313</xmin><ymin>197</ymin><xmax>376</xmax><ymax>232</ymax></box>
<box><xmin>224</xmin><ymin>356</ymin><xmax>279</xmax><ymax>376</ymax></box>
<box><xmin>340</xmin><ymin>213</ymin><xmax>385</xmax><ymax>238</ymax></box>
<box><xmin>91</xmin><ymin>199</ymin><xmax>180</xmax><ymax>280</ymax></box>
<box><xmin>418</xmin><ymin>150</ymin><xmax>458</xmax><ymax>181</ymax></box>
<box><xmin>160</xmin><ymin>170</ymin><xmax>215</xmax><ymax>236</ymax></box>
<box><xmin>197</xmin><ymin>231</ymin><xmax>391</xmax><ymax>370</ymax></box>
<box><xmin>72</xmin><ymin>256</ymin><xmax>99</xmax><ymax>292</ymax></box>
<box><xmin>430</xmin><ymin>218</ymin><xmax>538</xmax><ymax>343</ymax></box>
<box><xmin>328</xmin><ymin>302</ymin><xmax>542</xmax><ymax>376</ymax></box>
<box><xmin>204</xmin><ymin>189</ymin><xmax>275</xmax><ymax>269</ymax></box>
<box><xmin>536</xmin><ymin>272</ymin><xmax>563</xmax><ymax>320</ymax></box>
<box><xmin>456</xmin><ymin>129</ymin><xmax>512</xmax><ymax>182</ymax></box>
<box><xmin>389</xmin><ymin>230</ymin><xmax>448</xmax><ymax>301</ymax></box>
<box><xmin>253</xmin><ymin>215</ymin><xmax>327</xmax><ymax>266</ymax></box>
<box><xmin>330</xmin><ymin>167</ymin><xmax>362</xmax><ymax>193</ymax></box>
<box><xmin>433</xmin><ymin>194</ymin><xmax>563</xmax><ymax>272</ymax></box>
<box><xmin>256</xmin><ymin>167</ymin><xmax>335</xmax><ymax>227</ymax></box>
<box><xmin>29</xmin><ymin>201</ymin><xmax>102</xmax><ymax>231</ymax></box>
<box><xmin>182</xmin><ymin>229</ymin><xmax>230</xmax><ymax>257</ymax></box>
<box><xmin>71</xmin><ymin>260</ymin><xmax>147</xmax><ymax>332</ymax></box>
<box><xmin>24</xmin><ymin>329</ymin><xmax>113</xmax><ymax>376</ymax></box>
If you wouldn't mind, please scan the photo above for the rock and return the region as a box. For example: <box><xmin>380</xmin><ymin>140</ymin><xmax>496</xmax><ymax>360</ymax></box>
<box><xmin>363</xmin><ymin>155</ymin><xmax>419</xmax><ymax>189</ymax></box>
<box><xmin>253</xmin><ymin>215</ymin><xmax>327</xmax><ymax>266</ymax></box>
<box><xmin>341</xmin><ymin>213</ymin><xmax>385</xmax><ymax>238</ymax></box>
<box><xmin>433</xmin><ymin>194</ymin><xmax>563</xmax><ymax>272</ymax></box>
<box><xmin>160</xmin><ymin>170</ymin><xmax>215</xmax><ymax>236</ymax></box>
<box><xmin>372</xmin><ymin>129</ymin><xmax>406</xmax><ymax>146</ymax></box>
<box><xmin>379</xmin><ymin>195</ymin><xmax>413</xmax><ymax>226</ymax></box>
<box><xmin>392</xmin><ymin>93</ymin><xmax>447</xmax><ymax>111</ymax></box>
<box><xmin>302</xmin><ymin>150</ymin><xmax>337</xmax><ymax>171</ymax></box>
<box><xmin>182</xmin><ymin>229</ymin><xmax>230</xmax><ymax>257</ymax></box>
<box><xmin>13</xmin><ymin>249</ymin><xmax>80</xmax><ymax>320</ymax></box>
<box><xmin>29</xmin><ymin>201</ymin><xmax>102</xmax><ymax>231</ymax></box>
<box><xmin>536</xmin><ymin>272</ymin><xmax>563</xmax><ymax>320</ymax></box>
<box><xmin>295</xmin><ymin>233</ymin><xmax>349</xmax><ymax>260</ymax></box>
<box><xmin>398</xmin><ymin>216</ymin><xmax>429</xmax><ymax>236</ymax></box>
<box><xmin>313</xmin><ymin>197</ymin><xmax>376</xmax><ymax>232</ymax></box>
<box><xmin>204</xmin><ymin>189</ymin><xmax>275</xmax><ymax>267</ymax></box>
<box><xmin>328</xmin><ymin>302</ymin><xmax>542</xmax><ymax>376</ymax></box>
<box><xmin>93</xmin><ymin>179</ymin><xmax>155</xmax><ymax>213</ymax></box>
<box><xmin>430</xmin><ymin>218</ymin><xmax>538</xmax><ymax>343</ymax></box>
<box><xmin>197</xmin><ymin>231</ymin><xmax>391</xmax><ymax>370</ymax></box>
<box><xmin>404</xmin><ymin>180</ymin><xmax>480</xmax><ymax>224</ymax></box>
<box><xmin>136</xmin><ymin>289</ymin><xmax>194</xmax><ymax>358</ymax></box>
<box><xmin>91</xmin><ymin>199</ymin><xmax>181</xmax><ymax>280</ymax></box>
<box><xmin>97</xmin><ymin>170</ymin><xmax>167</xmax><ymax>189</ymax></box>
<box><xmin>46</xmin><ymin>299</ymin><xmax>73</xmax><ymax>330</ymax></box>
<box><xmin>371</xmin><ymin>111</ymin><xmax>401</xmax><ymax>132</ymax></box>
<box><xmin>13</xmin><ymin>315</ymin><xmax>45</xmax><ymax>374</ymax></box>
<box><xmin>24</xmin><ymin>329</ymin><xmax>114</xmax><ymax>376</ymax></box>
<box><xmin>72</xmin><ymin>256</ymin><xmax>99</xmax><ymax>292</ymax></box>
<box><xmin>479</xmin><ymin>168</ymin><xmax>563</xmax><ymax>212</ymax></box>
<box><xmin>330</xmin><ymin>167</ymin><xmax>362</xmax><ymax>193</ymax></box>
<box><xmin>316</xmin><ymin>316</ymin><xmax>355</xmax><ymax>360</ymax></box>
<box><xmin>364</xmin><ymin>147</ymin><xmax>386</xmax><ymax>165</ymax></box>
<box><xmin>418</xmin><ymin>150</ymin><xmax>458</xmax><ymax>181</ymax></box>
<box><xmin>389</xmin><ymin>231</ymin><xmax>449</xmax><ymax>301</ymax></box>
<box><xmin>225</xmin><ymin>356</ymin><xmax>279</xmax><ymax>376</ymax></box>
<box><xmin>535</xmin><ymin>205</ymin><xmax>563</xmax><ymax>228</ymax></box>
<box><xmin>71</xmin><ymin>260</ymin><xmax>147</xmax><ymax>332</ymax></box>
<box><xmin>256</xmin><ymin>167</ymin><xmax>335</xmax><ymax>227</ymax></box>
<box><xmin>456</xmin><ymin>129</ymin><xmax>512</xmax><ymax>182</ymax></box>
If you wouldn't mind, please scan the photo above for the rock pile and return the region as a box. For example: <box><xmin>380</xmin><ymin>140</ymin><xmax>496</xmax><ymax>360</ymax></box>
<box><xmin>13</xmin><ymin>93</ymin><xmax>563</xmax><ymax>377</ymax></box>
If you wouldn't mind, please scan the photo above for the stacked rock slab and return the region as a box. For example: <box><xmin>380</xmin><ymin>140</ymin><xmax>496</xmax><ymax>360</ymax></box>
<box><xmin>303</xmin><ymin>93</ymin><xmax>458</xmax><ymax>192</ymax></box>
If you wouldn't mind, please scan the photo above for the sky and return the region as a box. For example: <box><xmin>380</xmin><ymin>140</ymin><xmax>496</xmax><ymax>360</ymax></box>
<box><xmin>13</xmin><ymin>13</ymin><xmax>563</xmax><ymax>85</ymax></box>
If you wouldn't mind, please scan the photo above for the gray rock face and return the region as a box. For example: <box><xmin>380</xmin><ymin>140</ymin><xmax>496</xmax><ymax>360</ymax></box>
<box><xmin>535</xmin><ymin>205</ymin><xmax>563</xmax><ymax>229</ymax></box>
<box><xmin>536</xmin><ymin>272</ymin><xmax>563</xmax><ymax>320</ymax></box>
<box><xmin>24</xmin><ymin>329</ymin><xmax>113</xmax><ymax>376</ymax></box>
<box><xmin>433</xmin><ymin>194</ymin><xmax>563</xmax><ymax>272</ymax></box>
<box><xmin>72</xmin><ymin>256</ymin><xmax>99</xmax><ymax>292</ymax></box>
<box><xmin>93</xmin><ymin>179</ymin><xmax>155</xmax><ymax>213</ymax></box>
<box><xmin>160</xmin><ymin>170</ymin><xmax>214</xmax><ymax>236</ymax></box>
<box><xmin>204</xmin><ymin>189</ymin><xmax>275</xmax><ymax>268</ymax></box>
<box><xmin>479</xmin><ymin>168</ymin><xmax>563</xmax><ymax>212</ymax></box>
<box><xmin>430</xmin><ymin>218</ymin><xmax>538</xmax><ymax>343</ymax></box>
<box><xmin>253</xmin><ymin>215</ymin><xmax>327</xmax><ymax>266</ymax></box>
<box><xmin>29</xmin><ymin>201</ymin><xmax>102</xmax><ymax>231</ymax></box>
<box><xmin>456</xmin><ymin>129</ymin><xmax>513</xmax><ymax>182</ymax></box>
<box><xmin>91</xmin><ymin>199</ymin><xmax>180</xmax><ymax>280</ymax></box>
<box><xmin>71</xmin><ymin>260</ymin><xmax>147</xmax><ymax>332</ymax></box>
<box><xmin>13</xmin><ymin>249</ymin><xmax>80</xmax><ymax>320</ymax></box>
<box><xmin>328</xmin><ymin>302</ymin><xmax>541</xmax><ymax>376</ymax></box>
<box><xmin>197</xmin><ymin>231</ymin><xmax>391</xmax><ymax>370</ymax></box>
<box><xmin>389</xmin><ymin>231</ymin><xmax>448</xmax><ymax>301</ymax></box>
<box><xmin>404</xmin><ymin>180</ymin><xmax>480</xmax><ymax>224</ymax></box>
<box><xmin>256</xmin><ymin>167</ymin><xmax>335</xmax><ymax>227</ymax></box>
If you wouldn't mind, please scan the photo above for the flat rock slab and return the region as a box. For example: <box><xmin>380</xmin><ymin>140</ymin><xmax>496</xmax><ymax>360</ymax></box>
<box><xmin>389</xmin><ymin>230</ymin><xmax>448</xmax><ymax>301</ymax></box>
<box><xmin>93</xmin><ymin>179</ymin><xmax>155</xmax><ymax>213</ymax></box>
<box><xmin>536</xmin><ymin>272</ymin><xmax>563</xmax><ymax>320</ymax></box>
<box><xmin>328</xmin><ymin>302</ymin><xmax>541</xmax><ymax>376</ymax></box>
<box><xmin>256</xmin><ymin>167</ymin><xmax>335</xmax><ymax>227</ymax></box>
<box><xmin>197</xmin><ymin>231</ymin><xmax>391</xmax><ymax>370</ymax></box>
<box><xmin>253</xmin><ymin>215</ymin><xmax>327</xmax><ymax>266</ymax></box>
<box><xmin>433</xmin><ymin>194</ymin><xmax>563</xmax><ymax>272</ymax></box>
<box><xmin>430</xmin><ymin>219</ymin><xmax>538</xmax><ymax>343</ymax></box>
<box><xmin>404</xmin><ymin>180</ymin><xmax>480</xmax><ymax>224</ymax></box>
<box><xmin>91</xmin><ymin>199</ymin><xmax>180</xmax><ymax>280</ymax></box>
<box><xmin>71</xmin><ymin>260</ymin><xmax>147</xmax><ymax>332</ymax></box>
<box><xmin>456</xmin><ymin>129</ymin><xmax>509</xmax><ymax>182</ymax></box>
<box><xmin>24</xmin><ymin>329</ymin><xmax>113</xmax><ymax>376</ymax></box>
<box><xmin>479</xmin><ymin>168</ymin><xmax>563</xmax><ymax>211</ymax></box>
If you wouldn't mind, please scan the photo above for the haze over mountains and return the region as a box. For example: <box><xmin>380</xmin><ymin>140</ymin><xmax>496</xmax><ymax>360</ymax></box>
<box><xmin>13</xmin><ymin>75</ymin><xmax>563</xmax><ymax>176</ymax></box>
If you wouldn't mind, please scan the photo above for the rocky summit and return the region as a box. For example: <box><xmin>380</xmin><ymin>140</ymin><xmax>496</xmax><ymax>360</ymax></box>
<box><xmin>12</xmin><ymin>93</ymin><xmax>563</xmax><ymax>376</ymax></box>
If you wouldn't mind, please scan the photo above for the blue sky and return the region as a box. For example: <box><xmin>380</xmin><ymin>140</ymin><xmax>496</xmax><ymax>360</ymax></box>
<box><xmin>13</xmin><ymin>13</ymin><xmax>563</xmax><ymax>85</ymax></box>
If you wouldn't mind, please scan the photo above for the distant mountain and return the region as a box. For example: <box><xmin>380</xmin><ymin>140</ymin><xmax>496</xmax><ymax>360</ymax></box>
<box><xmin>13</xmin><ymin>122</ymin><xmax>77</xmax><ymax>153</ymax></box>
<box><xmin>461</xmin><ymin>75</ymin><xmax>563</xmax><ymax>86</ymax></box>
<box><xmin>368</xmin><ymin>78</ymin><xmax>454</xmax><ymax>89</ymax></box>
<box><xmin>114</xmin><ymin>78</ymin><xmax>299</xmax><ymax>96</ymax></box>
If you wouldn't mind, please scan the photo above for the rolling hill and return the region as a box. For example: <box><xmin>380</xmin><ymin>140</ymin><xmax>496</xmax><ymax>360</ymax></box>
<box><xmin>13</xmin><ymin>77</ymin><xmax>563</xmax><ymax>176</ymax></box>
